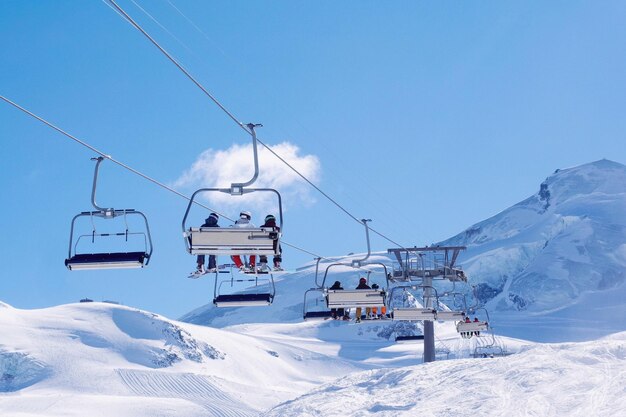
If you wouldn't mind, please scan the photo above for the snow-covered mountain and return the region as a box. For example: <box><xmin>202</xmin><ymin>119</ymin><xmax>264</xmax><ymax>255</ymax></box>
<box><xmin>183</xmin><ymin>160</ymin><xmax>626</xmax><ymax>342</ymax></box>
<box><xmin>439</xmin><ymin>159</ymin><xmax>626</xmax><ymax>341</ymax></box>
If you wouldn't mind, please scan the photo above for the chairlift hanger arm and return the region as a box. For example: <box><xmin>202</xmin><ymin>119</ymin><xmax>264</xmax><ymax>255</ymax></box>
<box><xmin>350</xmin><ymin>219</ymin><xmax>371</xmax><ymax>268</ymax></box>
<box><xmin>314</xmin><ymin>257</ymin><xmax>323</xmax><ymax>288</ymax></box>
<box><xmin>232</xmin><ymin>123</ymin><xmax>263</xmax><ymax>189</ymax></box>
<box><xmin>90</xmin><ymin>156</ymin><xmax>115</xmax><ymax>215</ymax></box>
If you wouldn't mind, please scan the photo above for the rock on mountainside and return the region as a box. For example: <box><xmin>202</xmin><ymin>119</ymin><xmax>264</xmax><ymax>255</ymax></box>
<box><xmin>440</xmin><ymin>159</ymin><xmax>626</xmax><ymax>313</ymax></box>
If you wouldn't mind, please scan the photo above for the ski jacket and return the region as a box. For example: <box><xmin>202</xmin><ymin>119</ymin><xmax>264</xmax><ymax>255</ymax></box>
<box><xmin>262</xmin><ymin>218</ymin><xmax>280</xmax><ymax>232</ymax></box>
<box><xmin>356</xmin><ymin>282</ymin><xmax>371</xmax><ymax>290</ymax></box>
<box><xmin>233</xmin><ymin>218</ymin><xmax>256</xmax><ymax>228</ymax></box>
<box><xmin>330</xmin><ymin>281</ymin><xmax>343</xmax><ymax>290</ymax></box>
<box><xmin>202</xmin><ymin>216</ymin><xmax>219</xmax><ymax>228</ymax></box>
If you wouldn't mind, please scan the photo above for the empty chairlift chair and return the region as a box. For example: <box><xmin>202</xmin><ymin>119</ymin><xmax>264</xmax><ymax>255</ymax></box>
<box><xmin>65</xmin><ymin>157</ymin><xmax>153</xmax><ymax>270</ymax></box>
<box><xmin>303</xmin><ymin>259</ymin><xmax>333</xmax><ymax>320</ymax></box>
<box><xmin>212</xmin><ymin>267</ymin><xmax>276</xmax><ymax>307</ymax></box>
<box><xmin>388</xmin><ymin>285</ymin><xmax>438</xmax><ymax>321</ymax></box>
<box><xmin>303</xmin><ymin>288</ymin><xmax>333</xmax><ymax>320</ymax></box>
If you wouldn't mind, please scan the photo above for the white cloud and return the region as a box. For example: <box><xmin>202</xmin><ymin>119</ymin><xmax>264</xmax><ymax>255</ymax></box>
<box><xmin>174</xmin><ymin>142</ymin><xmax>321</xmax><ymax>218</ymax></box>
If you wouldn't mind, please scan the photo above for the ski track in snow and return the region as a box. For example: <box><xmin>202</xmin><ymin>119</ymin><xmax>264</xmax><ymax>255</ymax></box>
<box><xmin>117</xmin><ymin>369</ymin><xmax>256</xmax><ymax>417</ymax></box>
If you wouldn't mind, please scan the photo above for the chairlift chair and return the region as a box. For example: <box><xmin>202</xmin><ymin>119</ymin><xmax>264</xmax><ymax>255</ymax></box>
<box><xmin>388</xmin><ymin>285</ymin><xmax>438</xmax><ymax>322</ymax></box>
<box><xmin>302</xmin><ymin>287</ymin><xmax>334</xmax><ymax>320</ymax></box>
<box><xmin>181</xmin><ymin>124</ymin><xmax>283</xmax><ymax>263</ymax></box>
<box><xmin>65</xmin><ymin>157</ymin><xmax>153</xmax><ymax>270</ymax></box>
<box><xmin>213</xmin><ymin>265</ymin><xmax>276</xmax><ymax>307</ymax></box>
<box><xmin>320</xmin><ymin>220</ymin><xmax>390</xmax><ymax>311</ymax></box>
<box><xmin>435</xmin><ymin>290</ymin><xmax>468</xmax><ymax>322</ymax></box>
<box><xmin>456</xmin><ymin>320</ymin><xmax>489</xmax><ymax>336</ymax></box>
<box><xmin>302</xmin><ymin>258</ymin><xmax>333</xmax><ymax>320</ymax></box>
<box><xmin>457</xmin><ymin>307</ymin><xmax>491</xmax><ymax>339</ymax></box>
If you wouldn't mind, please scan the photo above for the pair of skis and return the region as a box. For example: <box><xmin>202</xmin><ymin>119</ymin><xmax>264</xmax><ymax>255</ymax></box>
<box><xmin>187</xmin><ymin>263</ymin><xmax>286</xmax><ymax>279</ymax></box>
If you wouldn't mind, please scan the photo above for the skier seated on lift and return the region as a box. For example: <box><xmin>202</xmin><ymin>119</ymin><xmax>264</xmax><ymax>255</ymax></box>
<box><xmin>355</xmin><ymin>277</ymin><xmax>371</xmax><ymax>322</ymax></box>
<box><xmin>230</xmin><ymin>211</ymin><xmax>256</xmax><ymax>271</ymax></box>
<box><xmin>329</xmin><ymin>280</ymin><xmax>349</xmax><ymax>320</ymax></box>
<box><xmin>258</xmin><ymin>214</ymin><xmax>282</xmax><ymax>271</ymax></box>
<box><xmin>461</xmin><ymin>316</ymin><xmax>472</xmax><ymax>339</ymax></box>
<box><xmin>196</xmin><ymin>212</ymin><xmax>219</xmax><ymax>274</ymax></box>
<box><xmin>473</xmin><ymin>317</ymin><xmax>481</xmax><ymax>336</ymax></box>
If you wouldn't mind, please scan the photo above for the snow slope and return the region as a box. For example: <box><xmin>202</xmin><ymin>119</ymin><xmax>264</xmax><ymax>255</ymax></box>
<box><xmin>2</xmin><ymin>300</ymin><xmax>624</xmax><ymax>417</ymax></box>
<box><xmin>264</xmin><ymin>332</ymin><xmax>626</xmax><ymax>417</ymax></box>
<box><xmin>0</xmin><ymin>301</ymin><xmax>363</xmax><ymax>416</ymax></box>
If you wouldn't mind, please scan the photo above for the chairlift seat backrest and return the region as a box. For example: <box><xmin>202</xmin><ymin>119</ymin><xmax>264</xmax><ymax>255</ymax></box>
<box><xmin>187</xmin><ymin>227</ymin><xmax>279</xmax><ymax>255</ymax></box>
<box><xmin>65</xmin><ymin>251</ymin><xmax>147</xmax><ymax>270</ymax></box>
<box><xmin>326</xmin><ymin>289</ymin><xmax>385</xmax><ymax>308</ymax></box>
<box><xmin>456</xmin><ymin>321</ymin><xmax>489</xmax><ymax>333</ymax></box>
<box><xmin>213</xmin><ymin>293</ymin><xmax>273</xmax><ymax>307</ymax></box>
<box><xmin>436</xmin><ymin>310</ymin><xmax>466</xmax><ymax>321</ymax></box>
<box><xmin>392</xmin><ymin>308</ymin><xmax>436</xmax><ymax>321</ymax></box>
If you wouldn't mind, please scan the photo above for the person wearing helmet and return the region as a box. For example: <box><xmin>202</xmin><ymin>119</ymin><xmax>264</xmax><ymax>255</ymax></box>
<box><xmin>194</xmin><ymin>213</ymin><xmax>219</xmax><ymax>275</ymax></box>
<box><xmin>231</xmin><ymin>211</ymin><xmax>256</xmax><ymax>271</ymax></box>
<box><xmin>329</xmin><ymin>280</ymin><xmax>346</xmax><ymax>319</ymax></box>
<box><xmin>258</xmin><ymin>214</ymin><xmax>282</xmax><ymax>271</ymax></box>
<box><xmin>355</xmin><ymin>277</ymin><xmax>371</xmax><ymax>322</ymax></box>
<box><xmin>356</xmin><ymin>277</ymin><xmax>371</xmax><ymax>289</ymax></box>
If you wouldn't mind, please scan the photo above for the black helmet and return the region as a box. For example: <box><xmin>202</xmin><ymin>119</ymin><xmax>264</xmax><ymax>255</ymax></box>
<box><xmin>359</xmin><ymin>277</ymin><xmax>367</xmax><ymax>283</ymax></box>
<box><xmin>265</xmin><ymin>214</ymin><xmax>276</xmax><ymax>222</ymax></box>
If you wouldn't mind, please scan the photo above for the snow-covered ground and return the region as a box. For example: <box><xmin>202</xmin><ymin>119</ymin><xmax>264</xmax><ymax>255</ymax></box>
<box><xmin>264</xmin><ymin>333</ymin><xmax>626</xmax><ymax>417</ymax></box>
<box><xmin>0</xmin><ymin>301</ymin><xmax>363</xmax><ymax>416</ymax></box>
<box><xmin>2</xmin><ymin>160</ymin><xmax>625</xmax><ymax>416</ymax></box>
<box><xmin>1</xmin><ymin>300</ymin><xmax>624</xmax><ymax>417</ymax></box>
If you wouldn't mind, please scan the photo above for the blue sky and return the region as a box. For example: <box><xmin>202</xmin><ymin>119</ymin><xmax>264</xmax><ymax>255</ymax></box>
<box><xmin>1</xmin><ymin>0</ymin><xmax>625</xmax><ymax>319</ymax></box>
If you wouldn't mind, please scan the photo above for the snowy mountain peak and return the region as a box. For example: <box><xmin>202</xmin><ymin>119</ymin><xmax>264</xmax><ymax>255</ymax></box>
<box><xmin>438</xmin><ymin>160</ymin><xmax>626</xmax><ymax>336</ymax></box>
<box><xmin>538</xmin><ymin>159</ymin><xmax>626</xmax><ymax>211</ymax></box>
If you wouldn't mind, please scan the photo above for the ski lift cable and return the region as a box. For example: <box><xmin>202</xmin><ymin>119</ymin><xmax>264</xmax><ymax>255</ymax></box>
<box><xmin>105</xmin><ymin>0</ymin><xmax>408</xmax><ymax>251</ymax></box>
<box><xmin>127</xmin><ymin>0</ymin><xmax>198</xmax><ymax>58</ymax></box>
<box><xmin>0</xmin><ymin>94</ymin><xmax>383</xmax><ymax>272</ymax></box>
<box><xmin>0</xmin><ymin>95</ymin><xmax>235</xmax><ymax>223</ymax></box>
<box><xmin>163</xmin><ymin>0</ymin><xmax>229</xmax><ymax>58</ymax></box>
<box><xmin>106</xmin><ymin>0</ymin><xmax>248</xmax><ymax>134</ymax></box>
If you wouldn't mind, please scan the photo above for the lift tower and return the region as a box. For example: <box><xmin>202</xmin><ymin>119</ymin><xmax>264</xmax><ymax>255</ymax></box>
<box><xmin>387</xmin><ymin>246</ymin><xmax>467</xmax><ymax>363</ymax></box>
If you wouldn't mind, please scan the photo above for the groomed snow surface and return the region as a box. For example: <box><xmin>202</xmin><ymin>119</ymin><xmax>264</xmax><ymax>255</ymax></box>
<box><xmin>1</xmin><ymin>301</ymin><xmax>624</xmax><ymax>417</ymax></box>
